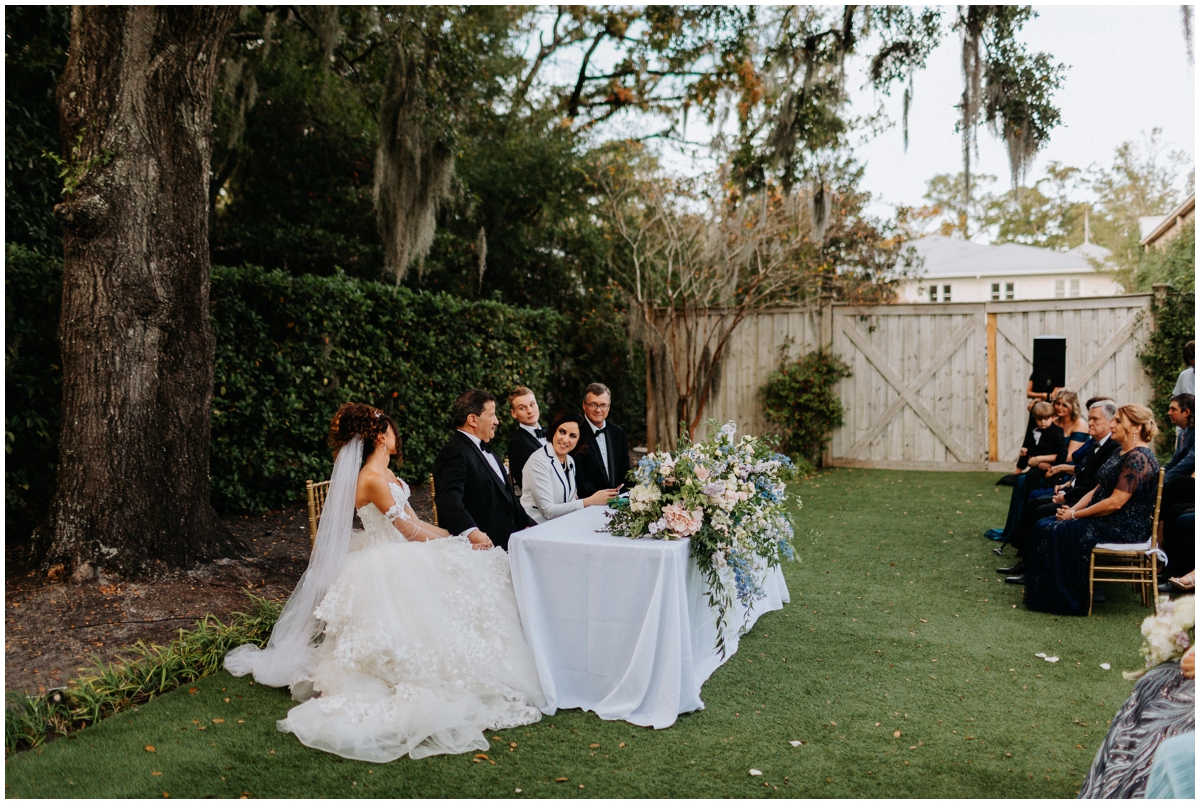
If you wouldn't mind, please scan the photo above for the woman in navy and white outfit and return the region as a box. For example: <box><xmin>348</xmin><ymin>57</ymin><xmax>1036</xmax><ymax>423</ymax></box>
<box><xmin>520</xmin><ymin>410</ymin><xmax>619</xmax><ymax>524</ymax></box>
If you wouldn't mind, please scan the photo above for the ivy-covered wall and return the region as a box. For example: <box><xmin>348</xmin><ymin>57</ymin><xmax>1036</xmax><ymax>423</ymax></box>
<box><xmin>6</xmin><ymin>247</ymin><xmax>606</xmax><ymax>530</ymax></box>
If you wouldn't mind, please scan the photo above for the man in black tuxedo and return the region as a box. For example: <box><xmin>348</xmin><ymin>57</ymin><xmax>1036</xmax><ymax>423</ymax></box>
<box><xmin>506</xmin><ymin>386</ymin><xmax>546</xmax><ymax>490</ymax></box>
<box><xmin>572</xmin><ymin>382</ymin><xmax>629</xmax><ymax>498</ymax></box>
<box><xmin>433</xmin><ymin>389</ymin><xmax>536</xmax><ymax>551</ymax></box>
<box><xmin>1001</xmin><ymin>398</ymin><xmax>1122</xmax><ymax>582</ymax></box>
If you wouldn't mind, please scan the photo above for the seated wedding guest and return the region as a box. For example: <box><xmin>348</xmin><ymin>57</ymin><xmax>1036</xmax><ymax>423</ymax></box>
<box><xmin>984</xmin><ymin>401</ymin><xmax>1064</xmax><ymax>541</ymax></box>
<box><xmin>1050</xmin><ymin>388</ymin><xmax>1090</xmax><ymax>464</ymax></box>
<box><xmin>1160</xmin><ymin>513</ymin><xmax>1194</xmax><ymax>593</ymax></box>
<box><xmin>521</xmin><ymin>411</ymin><xmax>619</xmax><ymax>524</ymax></box>
<box><xmin>1172</xmin><ymin>340</ymin><xmax>1195</xmax><ymax>396</ymax></box>
<box><xmin>1144</xmin><ymin>729</ymin><xmax>1195</xmax><ymax>799</ymax></box>
<box><xmin>1011</xmin><ymin>374</ymin><xmax>1062</xmax><ymax>474</ymax></box>
<box><xmin>1039</xmin><ymin>396</ymin><xmax>1113</xmax><ymax>485</ymax></box>
<box><xmin>999</xmin><ymin>400</ymin><xmax>1122</xmax><ymax>580</ymax></box>
<box><xmin>1024</xmin><ymin>404</ymin><xmax>1160</xmax><ymax>615</ymax></box>
<box><xmin>506</xmin><ymin>386</ymin><xmax>546</xmax><ymax>491</ymax></box>
<box><xmin>1079</xmin><ymin>645</ymin><xmax>1194</xmax><ymax>799</ymax></box>
<box><xmin>573</xmin><ymin>382</ymin><xmax>631</xmax><ymax>498</ymax></box>
<box><xmin>1160</xmin><ymin>393</ymin><xmax>1194</xmax><ymax>512</ymax></box>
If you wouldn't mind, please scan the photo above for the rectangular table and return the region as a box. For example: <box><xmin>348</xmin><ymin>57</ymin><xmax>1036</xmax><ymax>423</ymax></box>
<box><xmin>508</xmin><ymin>505</ymin><xmax>789</xmax><ymax>729</ymax></box>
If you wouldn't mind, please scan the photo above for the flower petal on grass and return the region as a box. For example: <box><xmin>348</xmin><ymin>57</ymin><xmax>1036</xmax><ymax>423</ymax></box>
<box><xmin>1045</xmin><ymin>656</ymin><xmax>1060</xmax><ymax>663</ymax></box>
<box><xmin>789</xmin><ymin>740</ymin><xmax>804</xmax><ymax>747</ymax></box>
<box><xmin>749</xmin><ymin>769</ymin><xmax>763</xmax><ymax>776</ymax></box>
<box><xmin>1034</xmin><ymin>652</ymin><xmax>1047</xmax><ymax>658</ymax></box>
<box><xmin>1100</xmin><ymin>663</ymin><xmax>1111</xmax><ymax>670</ymax></box>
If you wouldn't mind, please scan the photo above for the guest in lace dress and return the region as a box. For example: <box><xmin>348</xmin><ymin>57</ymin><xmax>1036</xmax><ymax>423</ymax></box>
<box><xmin>1025</xmin><ymin>404</ymin><xmax>1161</xmax><ymax>616</ymax></box>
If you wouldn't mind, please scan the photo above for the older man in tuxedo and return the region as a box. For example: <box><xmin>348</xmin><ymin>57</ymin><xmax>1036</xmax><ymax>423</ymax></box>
<box><xmin>433</xmin><ymin>388</ymin><xmax>535</xmax><ymax>551</ymax></box>
<box><xmin>572</xmin><ymin>382</ymin><xmax>629</xmax><ymax>499</ymax></box>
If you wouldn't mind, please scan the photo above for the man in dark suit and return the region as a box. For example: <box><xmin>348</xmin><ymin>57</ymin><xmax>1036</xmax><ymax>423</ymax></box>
<box><xmin>572</xmin><ymin>382</ymin><xmax>629</xmax><ymax>499</ymax></box>
<box><xmin>433</xmin><ymin>389</ymin><xmax>536</xmax><ymax>551</ymax></box>
<box><xmin>506</xmin><ymin>386</ymin><xmax>546</xmax><ymax>491</ymax></box>
<box><xmin>1160</xmin><ymin>393</ymin><xmax>1195</xmax><ymax>511</ymax></box>
<box><xmin>1001</xmin><ymin>399</ymin><xmax>1122</xmax><ymax>582</ymax></box>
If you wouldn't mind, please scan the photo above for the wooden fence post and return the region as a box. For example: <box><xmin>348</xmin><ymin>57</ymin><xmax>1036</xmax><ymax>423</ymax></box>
<box><xmin>986</xmin><ymin>311</ymin><xmax>999</xmax><ymax>463</ymax></box>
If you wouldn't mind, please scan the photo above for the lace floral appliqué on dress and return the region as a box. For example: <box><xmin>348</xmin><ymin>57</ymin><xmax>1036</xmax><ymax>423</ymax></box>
<box><xmin>278</xmin><ymin>481</ymin><xmax>545</xmax><ymax>762</ymax></box>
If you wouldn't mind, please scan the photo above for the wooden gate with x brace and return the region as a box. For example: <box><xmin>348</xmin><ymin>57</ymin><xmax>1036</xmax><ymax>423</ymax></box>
<box><xmin>826</xmin><ymin>295</ymin><xmax>1154</xmax><ymax>472</ymax></box>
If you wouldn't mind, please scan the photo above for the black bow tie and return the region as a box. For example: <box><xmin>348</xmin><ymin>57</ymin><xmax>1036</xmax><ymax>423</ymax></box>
<box><xmin>478</xmin><ymin>440</ymin><xmax>494</xmax><ymax>454</ymax></box>
<box><xmin>533</xmin><ymin>427</ymin><xmax>545</xmax><ymax>439</ymax></box>
<box><xmin>594</xmin><ymin>427</ymin><xmax>606</xmax><ymax>437</ymax></box>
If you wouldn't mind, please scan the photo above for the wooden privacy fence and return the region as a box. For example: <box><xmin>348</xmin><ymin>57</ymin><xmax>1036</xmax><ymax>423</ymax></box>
<box><xmin>650</xmin><ymin>295</ymin><xmax>1154</xmax><ymax>472</ymax></box>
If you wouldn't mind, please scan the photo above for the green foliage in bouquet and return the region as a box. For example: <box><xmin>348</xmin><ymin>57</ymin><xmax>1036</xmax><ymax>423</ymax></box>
<box><xmin>759</xmin><ymin>348</ymin><xmax>852</xmax><ymax>467</ymax></box>
<box><xmin>607</xmin><ymin>421</ymin><xmax>798</xmax><ymax>656</ymax></box>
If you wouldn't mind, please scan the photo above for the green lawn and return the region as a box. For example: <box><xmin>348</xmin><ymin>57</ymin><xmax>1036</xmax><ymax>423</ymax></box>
<box><xmin>5</xmin><ymin>469</ymin><xmax>1151</xmax><ymax>798</ymax></box>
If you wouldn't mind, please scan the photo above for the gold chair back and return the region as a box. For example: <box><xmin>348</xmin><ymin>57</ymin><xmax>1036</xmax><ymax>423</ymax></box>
<box><xmin>429</xmin><ymin>473</ymin><xmax>438</xmax><ymax>527</ymax></box>
<box><xmin>306</xmin><ymin>479</ymin><xmax>331</xmax><ymax>546</ymax></box>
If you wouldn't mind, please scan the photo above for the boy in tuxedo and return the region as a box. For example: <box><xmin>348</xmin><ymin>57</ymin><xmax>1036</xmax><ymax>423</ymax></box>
<box><xmin>506</xmin><ymin>386</ymin><xmax>546</xmax><ymax>490</ymax></box>
<box><xmin>572</xmin><ymin>382</ymin><xmax>629</xmax><ymax>498</ymax></box>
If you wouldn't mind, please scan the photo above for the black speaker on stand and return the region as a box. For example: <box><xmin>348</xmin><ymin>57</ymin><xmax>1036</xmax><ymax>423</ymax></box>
<box><xmin>1032</xmin><ymin>336</ymin><xmax>1066</xmax><ymax>395</ymax></box>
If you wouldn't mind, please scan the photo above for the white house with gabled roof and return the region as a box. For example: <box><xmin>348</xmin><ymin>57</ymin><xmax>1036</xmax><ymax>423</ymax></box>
<box><xmin>897</xmin><ymin>232</ymin><xmax>1122</xmax><ymax>303</ymax></box>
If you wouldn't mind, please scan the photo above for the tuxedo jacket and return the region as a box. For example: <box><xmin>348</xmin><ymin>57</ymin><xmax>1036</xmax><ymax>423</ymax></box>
<box><xmin>507</xmin><ymin>427</ymin><xmax>543</xmax><ymax>490</ymax></box>
<box><xmin>572</xmin><ymin>420</ymin><xmax>630</xmax><ymax>498</ymax></box>
<box><xmin>432</xmin><ymin>431</ymin><xmax>535</xmax><ymax>551</ymax></box>
<box><xmin>1064</xmin><ymin>437</ymin><xmax>1122</xmax><ymax>506</ymax></box>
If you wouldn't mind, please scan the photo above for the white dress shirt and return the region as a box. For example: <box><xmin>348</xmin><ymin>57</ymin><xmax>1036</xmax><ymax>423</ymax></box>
<box><xmin>588</xmin><ymin>419</ymin><xmax>610</xmax><ymax>475</ymax></box>
<box><xmin>521</xmin><ymin>445</ymin><xmax>584</xmax><ymax>524</ymax></box>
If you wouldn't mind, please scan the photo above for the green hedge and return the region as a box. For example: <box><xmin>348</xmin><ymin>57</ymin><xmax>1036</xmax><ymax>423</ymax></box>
<box><xmin>6</xmin><ymin>247</ymin><xmax>611</xmax><ymax>525</ymax></box>
<box><xmin>209</xmin><ymin>264</ymin><xmax>569</xmax><ymax>511</ymax></box>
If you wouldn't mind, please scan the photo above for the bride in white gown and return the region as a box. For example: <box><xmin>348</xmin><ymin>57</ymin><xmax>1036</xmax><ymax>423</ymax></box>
<box><xmin>224</xmin><ymin>403</ymin><xmax>545</xmax><ymax>763</ymax></box>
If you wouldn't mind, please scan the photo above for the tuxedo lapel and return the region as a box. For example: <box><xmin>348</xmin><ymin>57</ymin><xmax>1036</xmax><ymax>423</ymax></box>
<box><xmin>604</xmin><ymin>427</ymin><xmax>618</xmax><ymax>486</ymax></box>
<box><xmin>457</xmin><ymin>431</ymin><xmax>512</xmax><ymax>500</ymax></box>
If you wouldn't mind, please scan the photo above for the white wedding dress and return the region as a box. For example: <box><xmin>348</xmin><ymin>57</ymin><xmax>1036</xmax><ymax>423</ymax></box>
<box><xmin>227</xmin><ymin>465</ymin><xmax>545</xmax><ymax>763</ymax></box>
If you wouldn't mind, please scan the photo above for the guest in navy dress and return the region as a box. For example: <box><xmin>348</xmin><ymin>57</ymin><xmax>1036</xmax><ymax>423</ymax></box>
<box><xmin>1025</xmin><ymin>404</ymin><xmax>1161</xmax><ymax>616</ymax></box>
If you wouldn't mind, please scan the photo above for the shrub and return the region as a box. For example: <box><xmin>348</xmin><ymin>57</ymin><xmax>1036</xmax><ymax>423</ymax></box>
<box><xmin>759</xmin><ymin>349</ymin><xmax>852</xmax><ymax>467</ymax></box>
<box><xmin>209</xmin><ymin>265</ymin><xmax>569</xmax><ymax>511</ymax></box>
<box><xmin>1139</xmin><ymin>282</ymin><xmax>1196</xmax><ymax>458</ymax></box>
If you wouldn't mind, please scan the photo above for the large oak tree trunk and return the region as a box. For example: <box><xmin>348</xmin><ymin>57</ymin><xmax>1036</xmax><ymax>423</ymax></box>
<box><xmin>37</xmin><ymin>7</ymin><xmax>242</xmax><ymax>580</ymax></box>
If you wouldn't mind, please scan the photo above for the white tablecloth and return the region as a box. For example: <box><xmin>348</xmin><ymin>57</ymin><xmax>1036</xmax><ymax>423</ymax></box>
<box><xmin>508</xmin><ymin>505</ymin><xmax>789</xmax><ymax>729</ymax></box>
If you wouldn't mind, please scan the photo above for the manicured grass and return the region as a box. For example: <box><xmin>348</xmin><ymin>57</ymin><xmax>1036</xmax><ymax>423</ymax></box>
<box><xmin>4</xmin><ymin>469</ymin><xmax>1150</xmax><ymax>798</ymax></box>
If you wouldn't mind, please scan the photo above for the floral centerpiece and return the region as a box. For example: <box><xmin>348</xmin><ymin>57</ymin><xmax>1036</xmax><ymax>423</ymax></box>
<box><xmin>1123</xmin><ymin>596</ymin><xmax>1195</xmax><ymax>680</ymax></box>
<box><xmin>606</xmin><ymin>420</ymin><xmax>798</xmax><ymax>655</ymax></box>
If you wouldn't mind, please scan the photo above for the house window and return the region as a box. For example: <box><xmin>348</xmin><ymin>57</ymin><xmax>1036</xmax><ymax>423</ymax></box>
<box><xmin>1055</xmin><ymin>280</ymin><xmax>1066</xmax><ymax>298</ymax></box>
<box><xmin>991</xmin><ymin>282</ymin><xmax>1001</xmax><ymax>301</ymax></box>
<box><xmin>941</xmin><ymin>284</ymin><xmax>952</xmax><ymax>303</ymax></box>
<box><xmin>927</xmin><ymin>285</ymin><xmax>938</xmax><ymax>302</ymax></box>
<box><xmin>1005</xmin><ymin>282</ymin><xmax>1015</xmax><ymax>300</ymax></box>
<box><xmin>1069</xmin><ymin>279</ymin><xmax>1080</xmax><ymax>297</ymax></box>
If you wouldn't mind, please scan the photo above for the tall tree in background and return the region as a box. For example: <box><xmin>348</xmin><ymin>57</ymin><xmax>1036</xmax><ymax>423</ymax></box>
<box><xmin>37</xmin><ymin>7</ymin><xmax>241</xmax><ymax>580</ymax></box>
<box><xmin>955</xmin><ymin>6</ymin><xmax>1065</xmax><ymax>237</ymax></box>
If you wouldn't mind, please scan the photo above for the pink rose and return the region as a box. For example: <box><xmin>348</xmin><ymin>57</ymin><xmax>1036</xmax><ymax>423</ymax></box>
<box><xmin>663</xmin><ymin>503</ymin><xmax>703</xmax><ymax>536</ymax></box>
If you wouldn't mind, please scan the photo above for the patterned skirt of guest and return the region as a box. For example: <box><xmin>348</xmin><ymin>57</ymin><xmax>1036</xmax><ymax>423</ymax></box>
<box><xmin>1078</xmin><ymin>661</ymin><xmax>1195</xmax><ymax>799</ymax></box>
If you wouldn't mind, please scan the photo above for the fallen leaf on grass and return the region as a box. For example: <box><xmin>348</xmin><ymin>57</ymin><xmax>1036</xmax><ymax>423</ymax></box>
<box><xmin>1005</xmin><ymin>753</ymin><xmax>1012</xmax><ymax>758</ymax></box>
<box><xmin>555</xmin><ymin>777</ymin><xmax>569</xmax><ymax>783</ymax></box>
<box><xmin>589</xmin><ymin>743</ymin><xmax>600</xmax><ymax>748</ymax></box>
<box><xmin>514</xmin><ymin>789</ymin><xmax>522</xmax><ymax>794</ymax></box>
<box><xmin>893</xmin><ymin>731</ymin><xmax>901</xmax><ymax>738</ymax></box>
<box><xmin>188</xmin><ymin>688</ymin><xmax>198</xmax><ymax>695</ymax></box>
<box><xmin>236</xmin><ymin>720</ymin><xmax>245</xmax><ymax>724</ymax></box>
<box><xmin>749</xmin><ymin>769</ymin><xmax>763</xmax><ymax>776</ymax></box>
<box><xmin>618</xmin><ymin>742</ymin><xmax>626</xmax><ymax>748</ymax></box>
<box><xmin>474</xmin><ymin>754</ymin><xmax>489</xmax><ymax>760</ymax></box>
<box><xmin>919</xmin><ymin>619</ymin><xmax>928</xmax><ymax>623</ymax></box>
<box><xmin>145</xmin><ymin>745</ymin><xmax>156</xmax><ymax>753</ymax></box>
<box><xmin>151</xmin><ymin>772</ymin><xmax>162</xmax><ymax>777</ymax></box>
<box><xmin>212</xmin><ymin>719</ymin><xmax>225</xmax><ymax>724</ymax></box>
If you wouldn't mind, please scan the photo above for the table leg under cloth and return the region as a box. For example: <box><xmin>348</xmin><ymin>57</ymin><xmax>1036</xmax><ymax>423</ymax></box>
<box><xmin>508</xmin><ymin>505</ymin><xmax>790</xmax><ymax>729</ymax></box>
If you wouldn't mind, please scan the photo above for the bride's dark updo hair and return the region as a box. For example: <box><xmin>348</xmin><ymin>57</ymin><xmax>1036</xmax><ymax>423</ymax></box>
<box><xmin>329</xmin><ymin>403</ymin><xmax>403</xmax><ymax>465</ymax></box>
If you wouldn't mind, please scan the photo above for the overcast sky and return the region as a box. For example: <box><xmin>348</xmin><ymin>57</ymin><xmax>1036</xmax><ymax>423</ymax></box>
<box><xmin>849</xmin><ymin>5</ymin><xmax>1196</xmax><ymax>221</ymax></box>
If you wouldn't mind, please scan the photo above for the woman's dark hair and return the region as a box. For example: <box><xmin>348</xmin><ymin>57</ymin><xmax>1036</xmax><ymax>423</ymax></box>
<box><xmin>329</xmin><ymin>403</ymin><xmax>402</xmax><ymax>465</ymax></box>
<box><xmin>547</xmin><ymin>410</ymin><xmax>587</xmax><ymax>453</ymax></box>
<box><xmin>452</xmin><ymin>388</ymin><xmax>495</xmax><ymax>428</ymax></box>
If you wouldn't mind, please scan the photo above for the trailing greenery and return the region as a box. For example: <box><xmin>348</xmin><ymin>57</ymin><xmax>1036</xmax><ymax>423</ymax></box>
<box><xmin>1120</xmin><ymin>220</ymin><xmax>1195</xmax><ymax>295</ymax></box>
<box><xmin>760</xmin><ymin>349</ymin><xmax>853</xmax><ymax>469</ymax></box>
<box><xmin>4</xmin><ymin>595</ymin><xmax>282</xmax><ymax>757</ymax></box>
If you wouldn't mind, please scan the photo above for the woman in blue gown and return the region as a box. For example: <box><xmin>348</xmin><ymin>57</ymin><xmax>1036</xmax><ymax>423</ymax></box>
<box><xmin>1025</xmin><ymin>404</ymin><xmax>1161</xmax><ymax>616</ymax></box>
